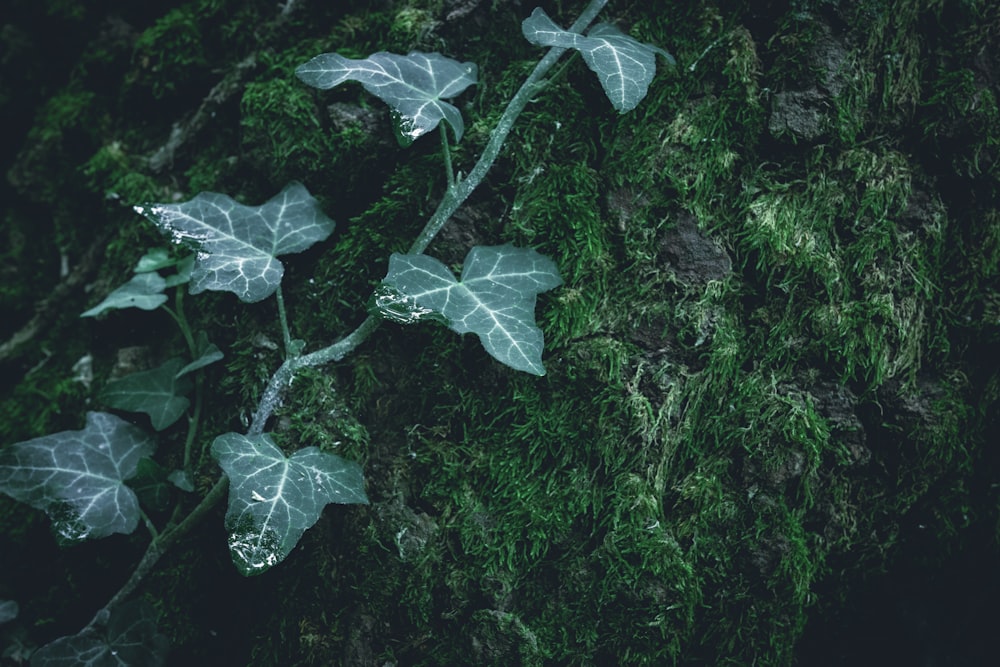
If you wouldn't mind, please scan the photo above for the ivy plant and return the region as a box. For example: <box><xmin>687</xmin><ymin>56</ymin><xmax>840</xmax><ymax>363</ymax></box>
<box><xmin>0</xmin><ymin>1</ymin><xmax>672</xmax><ymax>662</ymax></box>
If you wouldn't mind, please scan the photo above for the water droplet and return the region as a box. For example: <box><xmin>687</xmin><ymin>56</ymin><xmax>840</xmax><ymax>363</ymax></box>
<box><xmin>389</xmin><ymin>109</ymin><xmax>423</xmax><ymax>147</ymax></box>
<box><xmin>47</xmin><ymin>502</ymin><xmax>91</xmax><ymax>544</ymax></box>
<box><xmin>228</xmin><ymin>525</ymin><xmax>283</xmax><ymax>575</ymax></box>
<box><xmin>370</xmin><ymin>285</ymin><xmax>436</xmax><ymax>325</ymax></box>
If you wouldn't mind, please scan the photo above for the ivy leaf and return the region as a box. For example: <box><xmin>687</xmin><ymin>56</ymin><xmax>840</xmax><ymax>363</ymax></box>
<box><xmin>211</xmin><ymin>433</ymin><xmax>368</xmax><ymax>576</ymax></box>
<box><xmin>381</xmin><ymin>243</ymin><xmax>562</xmax><ymax>375</ymax></box>
<box><xmin>163</xmin><ymin>255</ymin><xmax>195</xmax><ymax>288</ymax></box>
<box><xmin>82</xmin><ymin>249</ymin><xmax>195</xmax><ymax>318</ymax></box>
<box><xmin>174</xmin><ymin>331</ymin><xmax>223</xmax><ymax>379</ymax></box>
<box><xmin>134</xmin><ymin>182</ymin><xmax>335</xmax><ymax>303</ymax></box>
<box><xmin>100</xmin><ymin>358</ymin><xmax>193</xmax><ymax>431</ymax></box>
<box><xmin>81</xmin><ymin>272</ymin><xmax>167</xmax><ymax>317</ymax></box>
<box><xmin>0</xmin><ymin>412</ymin><xmax>154</xmax><ymax>543</ymax></box>
<box><xmin>0</xmin><ymin>600</ymin><xmax>17</xmax><ymax>625</ymax></box>
<box><xmin>522</xmin><ymin>7</ymin><xmax>673</xmax><ymax>113</ymax></box>
<box><xmin>133</xmin><ymin>248</ymin><xmax>177</xmax><ymax>273</ymax></box>
<box><xmin>30</xmin><ymin>599</ymin><xmax>168</xmax><ymax>667</ymax></box>
<box><xmin>167</xmin><ymin>469</ymin><xmax>195</xmax><ymax>492</ymax></box>
<box><xmin>296</xmin><ymin>51</ymin><xmax>477</xmax><ymax>144</ymax></box>
<box><xmin>126</xmin><ymin>458</ymin><xmax>172</xmax><ymax>513</ymax></box>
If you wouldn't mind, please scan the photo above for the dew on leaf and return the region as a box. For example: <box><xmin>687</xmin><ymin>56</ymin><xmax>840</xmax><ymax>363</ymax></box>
<box><xmin>47</xmin><ymin>501</ymin><xmax>91</xmax><ymax>544</ymax></box>
<box><xmin>228</xmin><ymin>526</ymin><xmax>282</xmax><ymax>575</ymax></box>
<box><xmin>391</xmin><ymin>109</ymin><xmax>421</xmax><ymax>143</ymax></box>
<box><xmin>370</xmin><ymin>284</ymin><xmax>438</xmax><ymax>324</ymax></box>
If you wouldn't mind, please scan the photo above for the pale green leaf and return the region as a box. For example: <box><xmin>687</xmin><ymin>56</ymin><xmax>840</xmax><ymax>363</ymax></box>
<box><xmin>0</xmin><ymin>600</ymin><xmax>17</xmax><ymax>625</ymax></box>
<box><xmin>296</xmin><ymin>51</ymin><xmax>477</xmax><ymax>144</ymax></box>
<box><xmin>167</xmin><ymin>469</ymin><xmax>194</xmax><ymax>492</ymax></box>
<box><xmin>174</xmin><ymin>344</ymin><xmax>222</xmax><ymax>378</ymax></box>
<box><xmin>174</xmin><ymin>331</ymin><xmax>223</xmax><ymax>378</ymax></box>
<box><xmin>127</xmin><ymin>458</ymin><xmax>172</xmax><ymax>513</ymax></box>
<box><xmin>381</xmin><ymin>243</ymin><xmax>562</xmax><ymax>375</ymax></box>
<box><xmin>0</xmin><ymin>412</ymin><xmax>154</xmax><ymax>542</ymax></box>
<box><xmin>134</xmin><ymin>182</ymin><xmax>335</xmax><ymax>303</ymax></box>
<box><xmin>100</xmin><ymin>358</ymin><xmax>193</xmax><ymax>431</ymax></box>
<box><xmin>80</xmin><ymin>272</ymin><xmax>167</xmax><ymax>317</ymax></box>
<box><xmin>163</xmin><ymin>255</ymin><xmax>194</xmax><ymax>288</ymax></box>
<box><xmin>212</xmin><ymin>433</ymin><xmax>368</xmax><ymax>576</ymax></box>
<box><xmin>30</xmin><ymin>599</ymin><xmax>168</xmax><ymax>667</ymax></box>
<box><xmin>133</xmin><ymin>248</ymin><xmax>176</xmax><ymax>273</ymax></box>
<box><xmin>522</xmin><ymin>8</ymin><xmax>673</xmax><ymax>112</ymax></box>
<box><xmin>134</xmin><ymin>248</ymin><xmax>171</xmax><ymax>272</ymax></box>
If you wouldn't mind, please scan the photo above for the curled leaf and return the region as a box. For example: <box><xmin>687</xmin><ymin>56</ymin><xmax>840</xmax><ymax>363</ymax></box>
<box><xmin>81</xmin><ymin>272</ymin><xmax>167</xmax><ymax>317</ymax></box>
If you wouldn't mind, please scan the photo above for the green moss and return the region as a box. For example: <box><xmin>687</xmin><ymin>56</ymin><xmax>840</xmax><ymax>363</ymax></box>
<box><xmin>466</xmin><ymin>609</ymin><xmax>543</xmax><ymax>666</ymax></box>
<box><xmin>509</xmin><ymin>161</ymin><xmax>610</xmax><ymax>344</ymax></box>
<box><xmin>374</xmin><ymin>341</ymin><xmax>707</xmax><ymax>663</ymax></box>
<box><xmin>182</xmin><ymin>142</ymin><xmax>240</xmax><ymax>195</ymax></box>
<box><xmin>731</xmin><ymin>141</ymin><xmax>939</xmax><ymax>387</ymax></box>
<box><xmin>240</xmin><ymin>70</ymin><xmax>327</xmax><ymax>180</ymax></box>
<box><xmin>32</xmin><ymin>89</ymin><xmax>100</xmax><ymax>144</ymax></box>
<box><xmin>388</xmin><ymin>6</ymin><xmax>442</xmax><ymax>52</ymax></box>
<box><xmin>831</xmin><ymin>55</ymin><xmax>876</xmax><ymax>144</ymax></box>
<box><xmin>276</xmin><ymin>367</ymin><xmax>370</xmax><ymax>460</ymax></box>
<box><xmin>131</xmin><ymin>7</ymin><xmax>209</xmax><ymax>99</ymax></box>
<box><xmin>82</xmin><ymin>141</ymin><xmax>160</xmax><ymax>203</ymax></box>
<box><xmin>43</xmin><ymin>0</ymin><xmax>86</xmax><ymax>20</ymax></box>
<box><xmin>0</xmin><ymin>357</ymin><xmax>90</xmax><ymax>445</ymax></box>
<box><xmin>10</xmin><ymin>87</ymin><xmax>107</xmax><ymax>235</ymax></box>
<box><xmin>922</xmin><ymin>67</ymin><xmax>1000</xmax><ymax>176</ymax></box>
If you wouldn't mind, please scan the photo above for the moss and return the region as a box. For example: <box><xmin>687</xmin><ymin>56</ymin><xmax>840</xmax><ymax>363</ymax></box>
<box><xmin>9</xmin><ymin>87</ymin><xmax>108</xmax><ymax>239</ymax></box>
<box><xmin>0</xmin><ymin>363</ymin><xmax>89</xmax><ymax>445</ymax></box>
<box><xmin>466</xmin><ymin>609</ymin><xmax>543</xmax><ymax>666</ymax></box>
<box><xmin>732</xmin><ymin>142</ymin><xmax>939</xmax><ymax>387</ymax></box>
<box><xmin>922</xmin><ymin>67</ymin><xmax>1000</xmax><ymax>177</ymax></box>
<box><xmin>275</xmin><ymin>367</ymin><xmax>371</xmax><ymax>460</ymax></box>
<box><xmin>0</xmin><ymin>208</ymin><xmax>58</xmax><ymax>338</ymax></box>
<box><xmin>388</xmin><ymin>6</ymin><xmax>443</xmax><ymax>52</ymax></box>
<box><xmin>183</xmin><ymin>143</ymin><xmax>241</xmax><ymax>195</ymax></box>
<box><xmin>82</xmin><ymin>141</ymin><xmax>161</xmax><ymax>203</ymax></box>
<box><xmin>130</xmin><ymin>6</ymin><xmax>210</xmax><ymax>100</ymax></box>
<box><xmin>510</xmin><ymin>161</ymin><xmax>610</xmax><ymax>344</ymax></box>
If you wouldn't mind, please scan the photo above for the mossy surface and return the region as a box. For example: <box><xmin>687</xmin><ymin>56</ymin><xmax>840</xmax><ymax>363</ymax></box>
<box><xmin>1</xmin><ymin>0</ymin><xmax>998</xmax><ymax>665</ymax></box>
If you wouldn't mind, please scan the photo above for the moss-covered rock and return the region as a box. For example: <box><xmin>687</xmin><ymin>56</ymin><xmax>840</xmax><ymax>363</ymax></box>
<box><xmin>1</xmin><ymin>0</ymin><xmax>997</xmax><ymax>665</ymax></box>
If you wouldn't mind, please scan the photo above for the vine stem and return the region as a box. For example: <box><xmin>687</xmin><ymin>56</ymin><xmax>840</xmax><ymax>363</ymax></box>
<box><xmin>440</xmin><ymin>124</ymin><xmax>456</xmax><ymax>189</ymax></box>
<box><xmin>92</xmin><ymin>0</ymin><xmax>609</xmax><ymax>625</ymax></box>
<box><xmin>275</xmin><ymin>284</ymin><xmax>295</xmax><ymax>358</ymax></box>
<box><xmin>84</xmin><ymin>475</ymin><xmax>229</xmax><ymax>631</ymax></box>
